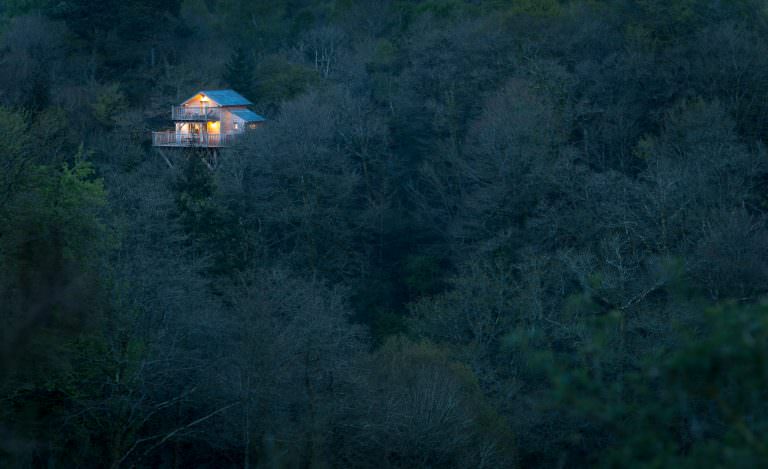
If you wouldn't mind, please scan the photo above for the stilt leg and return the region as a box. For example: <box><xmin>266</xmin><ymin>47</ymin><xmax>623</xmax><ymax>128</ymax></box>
<box><xmin>157</xmin><ymin>148</ymin><xmax>174</xmax><ymax>169</ymax></box>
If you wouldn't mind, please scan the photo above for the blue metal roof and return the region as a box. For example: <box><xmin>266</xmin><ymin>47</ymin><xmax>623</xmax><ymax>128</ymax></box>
<box><xmin>231</xmin><ymin>109</ymin><xmax>266</xmax><ymax>122</ymax></box>
<box><xmin>184</xmin><ymin>89</ymin><xmax>253</xmax><ymax>106</ymax></box>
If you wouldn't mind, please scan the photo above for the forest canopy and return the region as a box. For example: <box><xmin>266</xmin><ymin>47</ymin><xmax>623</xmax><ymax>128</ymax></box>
<box><xmin>3</xmin><ymin>0</ymin><xmax>768</xmax><ymax>467</ymax></box>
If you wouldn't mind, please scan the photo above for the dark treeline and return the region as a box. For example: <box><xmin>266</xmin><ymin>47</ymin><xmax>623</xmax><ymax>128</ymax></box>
<box><xmin>2</xmin><ymin>0</ymin><xmax>768</xmax><ymax>467</ymax></box>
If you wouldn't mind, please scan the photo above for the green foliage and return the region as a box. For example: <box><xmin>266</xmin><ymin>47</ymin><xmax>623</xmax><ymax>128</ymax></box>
<box><xmin>351</xmin><ymin>336</ymin><xmax>516</xmax><ymax>466</ymax></box>
<box><xmin>91</xmin><ymin>84</ymin><xmax>128</xmax><ymax>130</ymax></box>
<box><xmin>0</xmin><ymin>146</ymin><xmax>117</xmax><ymax>465</ymax></box>
<box><xmin>222</xmin><ymin>47</ymin><xmax>255</xmax><ymax>99</ymax></box>
<box><xmin>0</xmin><ymin>106</ymin><xmax>29</xmax><ymax>160</ymax></box>
<box><xmin>174</xmin><ymin>156</ymin><xmax>252</xmax><ymax>276</ymax></box>
<box><xmin>545</xmin><ymin>302</ymin><xmax>768</xmax><ymax>467</ymax></box>
<box><xmin>371</xmin><ymin>309</ymin><xmax>408</xmax><ymax>344</ymax></box>
<box><xmin>383</xmin><ymin>0</ymin><xmax>483</xmax><ymax>25</ymax></box>
<box><xmin>3</xmin><ymin>0</ymin><xmax>56</xmax><ymax>16</ymax></box>
<box><xmin>25</xmin><ymin>106</ymin><xmax>72</xmax><ymax>166</ymax></box>
<box><xmin>174</xmin><ymin>156</ymin><xmax>220</xmax><ymax>237</ymax></box>
<box><xmin>54</xmin><ymin>0</ymin><xmax>182</xmax><ymax>41</ymax></box>
<box><xmin>491</xmin><ymin>0</ymin><xmax>564</xmax><ymax>17</ymax></box>
<box><xmin>620</xmin><ymin>0</ymin><xmax>768</xmax><ymax>48</ymax></box>
<box><xmin>2</xmin><ymin>148</ymin><xmax>111</xmax><ymax>273</ymax></box>
<box><xmin>253</xmin><ymin>56</ymin><xmax>318</xmax><ymax>110</ymax></box>
<box><xmin>0</xmin><ymin>147</ymin><xmax>111</xmax><ymax>298</ymax></box>
<box><xmin>403</xmin><ymin>254</ymin><xmax>445</xmax><ymax>298</ymax></box>
<box><xmin>6</xmin><ymin>0</ymin><xmax>768</xmax><ymax>466</ymax></box>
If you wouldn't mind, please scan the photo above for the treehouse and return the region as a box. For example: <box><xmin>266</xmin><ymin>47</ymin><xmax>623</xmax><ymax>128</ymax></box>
<box><xmin>152</xmin><ymin>90</ymin><xmax>265</xmax><ymax>148</ymax></box>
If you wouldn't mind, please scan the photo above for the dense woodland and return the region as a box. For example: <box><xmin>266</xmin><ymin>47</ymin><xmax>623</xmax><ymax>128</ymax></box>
<box><xmin>2</xmin><ymin>0</ymin><xmax>768</xmax><ymax>467</ymax></box>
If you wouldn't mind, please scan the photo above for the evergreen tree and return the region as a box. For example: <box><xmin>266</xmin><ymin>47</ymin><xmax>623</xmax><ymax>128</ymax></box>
<box><xmin>223</xmin><ymin>46</ymin><xmax>255</xmax><ymax>98</ymax></box>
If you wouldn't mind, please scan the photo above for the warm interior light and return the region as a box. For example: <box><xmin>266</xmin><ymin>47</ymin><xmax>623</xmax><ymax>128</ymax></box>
<box><xmin>200</xmin><ymin>95</ymin><xmax>209</xmax><ymax>102</ymax></box>
<box><xmin>207</xmin><ymin>121</ymin><xmax>220</xmax><ymax>133</ymax></box>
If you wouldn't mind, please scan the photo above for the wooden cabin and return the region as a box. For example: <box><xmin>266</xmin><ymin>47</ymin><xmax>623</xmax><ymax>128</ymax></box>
<box><xmin>152</xmin><ymin>90</ymin><xmax>265</xmax><ymax>148</ymax></box>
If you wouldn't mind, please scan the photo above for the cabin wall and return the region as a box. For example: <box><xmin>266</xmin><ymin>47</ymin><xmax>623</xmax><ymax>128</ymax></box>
<box><xmin>232</xmin><ymin>116</ymin><xmax>245</xmax><ymax>133</ymax></box>
<box><xmin>220</xmin><ymin>106</ymin><xmax>247</xmax><ymax>134</ymax></box>
<box><xmin>175</xmin><ymin>96</ymin><xmax>255</xmax><ymax>135</ymax></box>
<box><xmin>221</xmin><ymin>109</ymin><xmax>233</xmax><ymax>134</ymax></box>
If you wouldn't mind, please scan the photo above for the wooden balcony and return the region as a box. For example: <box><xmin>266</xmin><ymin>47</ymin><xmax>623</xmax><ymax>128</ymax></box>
<box><xmin>153</xmin><ymin>131</ymin><xmax>237</xmax><ymax>148</ymax></box>
<box><xmin>171</xmin><ymin>105</ymin><xmax>221</xmax><ymax>121</ymax></box>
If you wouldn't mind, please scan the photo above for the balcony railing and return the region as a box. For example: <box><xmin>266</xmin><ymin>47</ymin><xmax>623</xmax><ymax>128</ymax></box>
<box><xmin>171</xmin><ymin>105</ymin><xmax>221</xmax><ymax>121</ymax></box>
<box><xmin>152</xmin><ymin>131</ymin><xmax>237</xmax><ymax>148</ymax></box>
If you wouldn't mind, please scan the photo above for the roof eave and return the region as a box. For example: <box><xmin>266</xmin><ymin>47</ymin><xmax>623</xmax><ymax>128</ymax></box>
<box><xmin>181</xmin><ymin>92</ymin><xmax>224</xmax><ymax>107</ymax></box>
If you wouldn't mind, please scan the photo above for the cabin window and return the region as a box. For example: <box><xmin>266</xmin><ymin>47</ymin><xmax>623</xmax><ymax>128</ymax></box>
<box><xmin>234</xmin><ymin>122</ymin><xmax>239</xmax><ymax>130</ymax></box>
<box><xmin>249</xmin><ymin>123</ymin><xmax>257</xmax><ymax>129</ymax></box>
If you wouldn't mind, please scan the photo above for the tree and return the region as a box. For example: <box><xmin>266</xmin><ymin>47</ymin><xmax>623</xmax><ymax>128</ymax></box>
<box><xmin>338</xmin><ymin>337</ymin><xmax>515</xmax><ymax>468</ymax></box>
<box><xmin>0</xmin><ymin>149</ymin><xmax>117</xmax><ymax>466</ymax></box>
<box><xmin>223</xmin><ymin>86</ymin><xmax>387</xmax><ymax>283</ymax></box>
<box><xmin>222</xmin><ymin>269</ymin><xmax>367</xmax><ymax>468</ymax></box>
<box><xmin>223</xmin><ymin>46</ymin><xmax>256</xmax><ymax>99</ymax></box>
<box><xmin>549</xmin><ymin>302</ymin><xmax>768</xmax><ymax>467</ymax></box>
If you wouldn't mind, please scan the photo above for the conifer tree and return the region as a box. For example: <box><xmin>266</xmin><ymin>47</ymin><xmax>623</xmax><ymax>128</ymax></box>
<box><xmin>223</xmin><ymin>47</ymin><xmax>255</xmax><ymax>99</ymax></box>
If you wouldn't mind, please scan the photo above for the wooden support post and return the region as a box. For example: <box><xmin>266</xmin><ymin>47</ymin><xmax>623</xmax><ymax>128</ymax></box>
<box><xmin>155</xmin><ymin>147</ymin><xmax>220</xmax><ymax>172</ymax></box>
<box><xmin>156</xmin><ymin>148</ymin><xmax>174</xmax><ymax>169</ymax></box>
